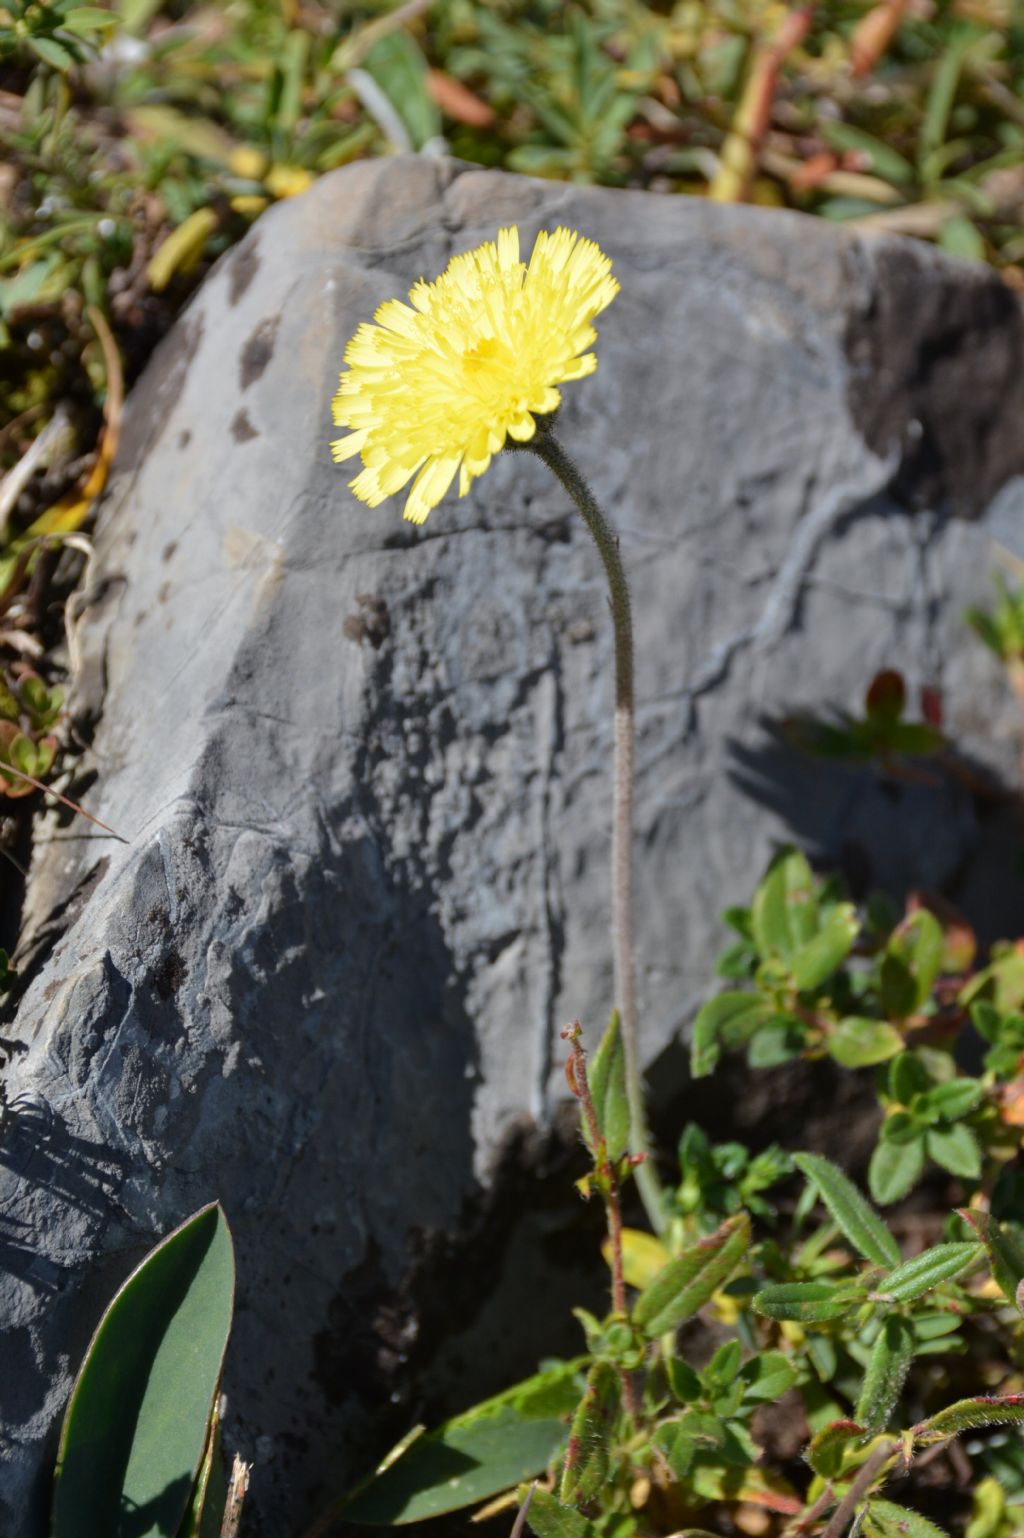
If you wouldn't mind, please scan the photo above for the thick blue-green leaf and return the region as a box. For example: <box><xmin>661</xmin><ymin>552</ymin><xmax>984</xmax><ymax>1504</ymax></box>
<box><xmin>339</xmin><ymin>1362</ymin><xmax>585</xmax><ymax>1524</ymax></box>
<box><xmin>52</xmin><ymin>1202</ymin><xmax>235</xmax><ymax>1538</ymax></box>
<box><xmin>794</xmin><ymin>1153</ymin><xmax>900</xmax><ymax>1268</ymax></box>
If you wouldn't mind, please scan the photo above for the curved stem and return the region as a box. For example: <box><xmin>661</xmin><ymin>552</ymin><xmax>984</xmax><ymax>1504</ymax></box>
<box><xmin>524</xmin><ymin>428</ymin><xmax>665</xmax><ymax>1234</ymax></box>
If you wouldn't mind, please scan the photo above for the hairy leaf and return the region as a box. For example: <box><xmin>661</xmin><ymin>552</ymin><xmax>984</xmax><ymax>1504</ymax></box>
<box><xmin>560</xmin><ymin>1362</ymin><xmax>618</xmax><ymax>1503</ymax></box>
<box><xmin>869</xmin><ymin>1134</ymin><xmax>925</xmax><ymax>1206</ymax></box>
<box><xmin>753</xmin><ymin>1280</ymin><xmax>866</xmax><ymax>1323</ymax></box>
<box><xmin>856</xmin><ymin>1317</ymin><xmax>915</xmax><ymax>1431</ymax></box>
<box><xmin>806</xmin><ymin>1419</ymin><xmax>866</xmax><ymax>1478</ymax></box>
<box><xmin>959</xmin><ymin>1209</ymin><xmax>1024</xmax><ymax>1310</ymax></box>
<box><xmin>751</xmin><ymin>849</ymin><xmax>817</xmax><ymax>962</ymax></box>
<box><xmin>584</xmin><ymin>1011</ymin><xmax>630</xmax><ymax>1162</ymax></box>
<box><xmin>691</xmin><ymin>991</ymin><xmax>775</xmax><ymax>1077</ymax></box>
<box><xmin>790</xmin><ymin>904</ymin><xmax>859</xmax><ymax>992</ymax></box>
<box><xmin>634</xmin><ymin>1213</ymin><xmax>750</xmax><ymax>1338</ymax></box>
<box><xmin>915</xmin><ymin>1394</ymin><xmax>1024</xmax><ymax>1440</ymax></box>
<box><xmin>876</xmin><ymin>1243</ymin><xmax>981</xmax><ymax>1303</ymax></box>
<box><xmin>864</xmin><ymin>1499</ymin><xmax>950</xmax><ymax>1538</ymax></box>
<box><xmin>794</xmin><ymin>1153</ymin><xmax>900</xmax><ymax>1268</ymax></box>
<box><xmin>828</xmin><ymin>1018</ymin><xmax>904</xmax><ymax>1068</ymax></box>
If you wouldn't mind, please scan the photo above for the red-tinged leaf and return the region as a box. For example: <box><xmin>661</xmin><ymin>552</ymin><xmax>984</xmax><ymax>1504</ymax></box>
<box><xmin>914</xmin><ymin>1394</ymin><xmax>1024</xmax><ymax>1441</ymax></box>
<box><xmin>426</xmin><ymin>68</ymin><xmax>495</xmax><ymax>128</ymax></box>
<box><xmin>807</xmin><ymin>1419</ymin><xmax>867</xmax><ymax>1477</ymax></box>
<box><xmin>865</xmin><ymin>670</ymin><xmax>906</xmax><ymax>724</ymax></box>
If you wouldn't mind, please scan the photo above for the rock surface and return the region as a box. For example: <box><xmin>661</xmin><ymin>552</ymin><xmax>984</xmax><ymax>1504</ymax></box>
<box><xmin>3</xmin><ymin>155</ymin><xmax>1024</xmax><ymax>1534</ymax></box>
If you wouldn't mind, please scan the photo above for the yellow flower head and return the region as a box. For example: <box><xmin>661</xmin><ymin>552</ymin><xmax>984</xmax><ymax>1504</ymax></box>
<box><xmin>331</xmin><ymin>226</ymin><xmax>619</xmax><ymax>525</ymax></box>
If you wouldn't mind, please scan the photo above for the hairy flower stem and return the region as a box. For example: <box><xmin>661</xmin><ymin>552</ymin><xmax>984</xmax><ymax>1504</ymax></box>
<box><xmin>526</xmin><ymin>428</ymin><xmax>665</xmax><ymax>1234</ymax></box>
<box><xmin>563</xmin><ymin>1024</ymin><xmax>638</xmax><ymax>1418</ymax></box>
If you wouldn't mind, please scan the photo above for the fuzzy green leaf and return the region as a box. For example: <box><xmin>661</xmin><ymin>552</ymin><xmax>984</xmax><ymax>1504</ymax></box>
<box><xmin>584</xmin><ymin>1011</ymin><xmax>630</xmax><ymax>1161</ymax></box>
<box><xmin>806</xmin><ymin>1419</ymin><xmax>866</xmax><ymax>1478</ymax></box>
<box><xmin>864</xmin><ymin>1500</ymin><xmax>950</xmax><ymax>1538</ymax></box>
<box><xmin>884</xmin><ymin>910</ymin><xmax>944</xmax><ymax>1016</ymax></box>
<box><xmin>877</xmin><ymin>1243</ymin><xmax>981</xmax><ymax>1304</ymax></box>
<box><xmin>751</xmin><ymin>849</ymin><xmax>817</xmax><ymax>962</ymax></box>
<box><xmin>856</xmin><ymin>1317</ymin><xmax>915</xmax><ymax>1431</ymax></box>
<box><xmin>691</xmin><ymin>991</ymin><xmax>774</xmax><ymax>1078</ymax></box>
<box><xmin>926</xmin><ymin>1124</ymin><xmax>981</xmax><ymax>1179</ymax></box>
<box><xmin>560</xmin><ymin>1363</ymin><xmax>618</xmax><ymax>1504</ymax></box>
<box><xmin>739</xmin><ymin>1351</ymin><xmax>798</xmax><ymax>1404</ymax></box>
<box><xmin>794</xmin><ymin>1153</ymin><xmax>900</xmax><ymax>1268</ymax></box>
<box><xmin>52</xmin><ymin>1203</ymin><xmax>235</xmax><ymax>1538</ymax></box>
<box><xmin>633</xmin><ymin>1213</ymin><xmax>750</xmax><ymax>1338</ymax></box>
<box><xmin>915</xmin><ymin>1394</ymin><xmax>1024</xmax><ymax>1440</ymax></box>
<box><xmin>523</xmin><ymin>1488</ymin><xmax>596</xmax><ymax>1538</ymax></box>
<box><xmin>753</xmin><ymin>1280</ymin><xmax>866</xmax><ymax>1323</ymax></box>
<box><xmin>790</xmin><ymin>904</ymin><xmax>859</xmax><ymax>992</ymax></box>
<box><xmin>959</xmin><ymin>1209</ymin><xmax>1024</xmax><ymax>1309</ymax></box>
<box><xmin>869</xmin><ymin>1134</ymin><xmax>925</xmax><ymax>1205</ymax></box>
<box><xmin>828</xmin><ymin>1018</ymin><xmax>904</xmax><ymax>1069</ymax></box>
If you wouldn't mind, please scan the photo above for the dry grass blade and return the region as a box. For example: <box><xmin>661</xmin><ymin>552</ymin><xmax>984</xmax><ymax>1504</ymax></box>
<box><xmin>0</xmin><ymin>760</ymin><xmax>125</xmax><ymax>841</ymax></box>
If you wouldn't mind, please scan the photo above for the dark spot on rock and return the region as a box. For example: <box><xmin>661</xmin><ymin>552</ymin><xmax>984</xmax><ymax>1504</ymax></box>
<box><xmin>843</xmin><ymin>241</ymin><xmax>1024</xmax><ymax>516</ymax></box>
<box><xmin>152</xmin><ymin>949</ymin><xmax>186</xmax><ymax>1001</ymax></box>
<box><xmin>343</xmin><ymin>593</ymin><xmax>391</xmax><ymax>650</ymax></box>
<box><xmin>229</xmin><ymin>237</ymin><xmax>261</xmax><ymax>307</ymax></box>
<box><xmin>239</xmin><ymin>315</ymin><xmax>280</xmax><ymax>391</ymax></box>
<box><xmin>125</xmin><ymin>529</ymin><xmax>137</xmax><ymax>547</ymax></box>
<box><xmin>231</xmin><ymin>408</ymin><xmax>260</xmax><ymax>444</ymax></box>
<box><xmin>157</xmin><ymin>581</ymin><xmax>171</xmax><ymax>605</ymax></box>
<box><xmin>162</xmin><ymin>541</ymin><xmax>177</xmax><ymax>563</ymax></box>
<box><xmin>178</xmin><ymin>429</ymin><xmax>191</xmax><ymax>450</ymax></box>
<box><xmin>117</xmin><ymin>312</ymin><xmax>205</xmax><ymax>475</ymax></box>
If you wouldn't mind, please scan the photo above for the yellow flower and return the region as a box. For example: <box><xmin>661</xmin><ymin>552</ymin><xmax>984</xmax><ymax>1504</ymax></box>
<box><xmin>331</xmin><ymin>226</ymin><xmax>619</xmax><ymax>525</ymax></box>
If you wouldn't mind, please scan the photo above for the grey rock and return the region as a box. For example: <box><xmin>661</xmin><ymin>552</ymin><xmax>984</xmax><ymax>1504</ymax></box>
<box><xmin>3</xmin><ymin>154</ymin><xmax>1024</xmax><ymax>1534</ymax></box>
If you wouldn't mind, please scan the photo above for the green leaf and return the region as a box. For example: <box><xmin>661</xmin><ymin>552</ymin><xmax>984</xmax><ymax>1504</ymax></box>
<box><xmin>339</xmin><ymin>1363</ymin><xmax>584</xmax><ymax>1524</ymax></box>
<box><xmin>751</xmin><ymin>849</ymin><xmax>817</xmax><ymax>962</ymax></box>
<box><xmin>27</xmin><ymin>34</ymin><xmax>77</xmax><ymax>68</ymax></box>
<box><xmin>633</xmin><ymin>1213</ymin><xmax>750</xmax><ymax>1338</ymax></box>
<box><xmin>916</xmin><ymin>1079</ymin><xmax>983</xmax><ymax>1122</ymax></box>
<box><xmin>690</xmin><ymin>991</ymin><xmax>774</xmax><ymax>1077</ymax></box>
<box><xmin>828</xmin><ymin>1018</ymin><xmax>904</xmax><ymax>1068</ymax></box>
<box><xmin>820</xmin><ymin>122</ymin><xmax>915</xmax><ymax>185</ymax></box>
<box><xmin>362</xmin><ymin>31</ymin><xmax>441</xmax><ymax>150</ymax></box>
<box><xmin>584</xmin><ymin>1011</ymin><xmax>630</xmax><ymax>1162</ymax></box>
<box><xmin>753</xmin><ymin>1281</ymin><xmax>866</xmax><ymax>1323</ymax></box>
<box><xmin>884</xmin><ymin>910</ymin><xmax>944</xmax><ymax>1016</ymax></box>
<box><xmin>560</xmin><ymin>1363</ymin><xmax>617</xmax><ymax>1504</ymax></box>
<box><xmin>939</xmin><ymin>215</ymin><xmax>986</xmax><ymax>262</ymax></box>
<box><xmin>855</xmin><ymin>1317</ymin><xmax>915</xmax><ymax>1431</ymax></box>
<box><xmin>523</xmin><ymin>1488</ymin><xmax>596</xmax><ymax>1538</ymax></box>
<box><xmin>877</xmin><ymin>1242</ymin><xmax>981</xmax><ymax>1303</ymax></box>
<box><xmin>794</xmin><ymin>1153</ymin><xmax>900</xmax><ymax>1268</ymax></box>
<box><xmin>966</xmin><ymin>1477</ymin><xmax>1006</xmax><ymax>1538</ymax></box>
<box><xmin>180</xmin><ymin>1411</ymin><xmax>227</xmax><ymax>1538</ymax></box>
<box><xmin>806</xmin><ymin>1419</ymin><xmax>866</xmax><ymax>1478</ymax></box>
<box><xmin>869</xmin><ymin>1134</ymin><xmax>925</xmax><ymax>1205</ymax></box>
<box><xmin>52</xmin><ymin>1203</ymin><xmax>235</xmax><ymax>1538</ymax></box>
<box><xmin>864</xmin><ymin>1499</ymin><xmax>950</xmax><ymax>1538</ymax></box>
<box><xmin>914</xmin><ymin>1394</ymin><xmax>1024</xmax><ymax>1440</ymax></box>
<box><xmin>739</xmin><ymin>1351</ymin><xmax>798</xmax><ymax>1404</ymax></box>
<box><xmin>790</xmin><ymin>904</ymin><xmax>859</xmax><ymax>992</ymax></box>
<box><xmin>926</xmin><ymin>1124</ymin><xmax>981</xmax><ymax>1180</ymax></box>
<box><xmin>959</xmin><ymin>1209</ymin><xmax>1024</xmax><ymax>1309</ymax></box>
